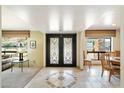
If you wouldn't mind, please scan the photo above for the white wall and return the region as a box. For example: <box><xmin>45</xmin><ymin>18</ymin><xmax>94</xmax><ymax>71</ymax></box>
<box><xmin>112</xmin><ymin>30</ymin><xmax>120</xmax><ymax>51</ymax></box>
<box><xmin>120</xmin><ymin>28</ymin><xmax>124</xmax><ymax>87</ymax></box>
<box><xmin>120</xmin><ymin>7</ymin><xmax>124</xmax><ymax>88</ymax></box>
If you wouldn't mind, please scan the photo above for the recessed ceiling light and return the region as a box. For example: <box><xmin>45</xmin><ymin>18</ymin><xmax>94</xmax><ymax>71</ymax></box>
<box><xmin>63</xmin><ymin>14</ymin><xmax>73</xmax><ymax>31</ymax></box>
<box><xmin>85</xmin><ymin>14</ymin><xmax>95</xmax><ymax>29</ymax></box>
<box><xmin>49</xmin><ymin>11</ymin><xmax>59</xmax><ymax>31</ymax></box>
<box><xmin>104</xmin><ymin>16</ymin><xmax>112</xmax><ymax>25</ymax></box>
<box><xmin>112</xmin><ymin>24</ymin><xmax>117</xmax><ymax>27</ymax></box>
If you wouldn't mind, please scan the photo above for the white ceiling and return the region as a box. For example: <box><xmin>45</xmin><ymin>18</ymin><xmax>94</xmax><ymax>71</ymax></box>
<box><xmin>2</xmin><ymin>5</ymin><xmax>121</xmax><ymax>33</ymax></box>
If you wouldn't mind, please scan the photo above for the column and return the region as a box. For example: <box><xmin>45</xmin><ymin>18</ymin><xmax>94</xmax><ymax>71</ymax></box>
<box><xmin>79</xmin><ymin>31</ymin><xmax>86</xmax><ymax>69</ymax></box>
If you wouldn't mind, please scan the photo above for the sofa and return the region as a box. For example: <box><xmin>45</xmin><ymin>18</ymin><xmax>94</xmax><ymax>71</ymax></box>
<box><xmin>2</xmin><ymin>55</ymin><xmax>13</xmax><ymax>71</ymax></box>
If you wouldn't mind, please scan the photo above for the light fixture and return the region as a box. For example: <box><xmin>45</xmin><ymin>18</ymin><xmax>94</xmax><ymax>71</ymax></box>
<box><xmin>104</xmin><ymin>16</ymin><xmax>112</xmax><ymax>25</ymax></box>
<box><xmin>85</xmin><ymin>13</ymin><xmax>95</xmax><ymax>29</ymax></box>
<box><xmin>17</xmin><ymin>10</ymin><xmax>29</xmax><ymax>22</ymax></box>
<box><xmin>63</xmin><ymin>14</ymin><xmax>73</xmax><ymax>31</ymax></box>
<box><xmin>103</xmin><ymin>12</ymin><xmax>113</xmax><ymax>25</ymax></box>
<box><xmin>49</xmin><ymin>11</ymin><xmax>59</xmax><ymax>31</ymax></box>
<box><xmin>112</xmin><ymin>24</ymin><xmax>117</xmax><ymax>27</ymax></box>
<box><xmin>49</xmin><ymin>11</ymin><xmax>73</xmax><ymax>32</ymax></box>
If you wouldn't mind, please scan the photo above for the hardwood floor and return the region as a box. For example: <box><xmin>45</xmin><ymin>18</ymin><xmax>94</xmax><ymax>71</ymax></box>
<box><xmin>25</xmin><ymin>66</ymin><xmax>120</xmax><ymax>88</ymax></box>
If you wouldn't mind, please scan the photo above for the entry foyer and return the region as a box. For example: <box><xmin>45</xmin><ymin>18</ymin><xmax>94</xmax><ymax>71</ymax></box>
<box><xmin>1</xmin><ymin>5</ymin><xmax>124</xmax><ymax>88</ymax></box>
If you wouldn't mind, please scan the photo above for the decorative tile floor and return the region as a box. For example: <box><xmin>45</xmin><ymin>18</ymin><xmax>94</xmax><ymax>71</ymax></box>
<box><xmin>46</xmin><ymin>71</ymin><xmax>77</xmax><ymax>88</ymax></box>
<box><xmin>25</xmin><ymin>66</ymin><xmax>120</xmax><ymax>88</ymax></box>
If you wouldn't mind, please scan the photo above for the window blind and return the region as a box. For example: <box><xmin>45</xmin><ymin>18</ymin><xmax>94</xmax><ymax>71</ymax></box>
<box><xmin>85</xmin><ymin>30</ymin><xmax>116</xmax><ymax>37</ymax></box>
<box><xmin>2</xmin><ymin>30</ymin><xmax>30</xmax><ymax>38</ymax></box>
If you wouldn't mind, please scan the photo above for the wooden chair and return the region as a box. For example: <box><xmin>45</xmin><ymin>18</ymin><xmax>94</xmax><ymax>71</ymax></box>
<box><xmin>83</xmin><ymin>51</ymin><xmax>92</xmax><ymax>69</ymax></box>
<box><xmin>101</xmin><ymin>53</ymin><xmax>110</xmax><ymax>76</ymax></box>
<box><xmin>115</xmin><ymin>51</ymin><xmax>120</xmax><ymax>57</ymax></box>
<box><xmin>101</xmin><ymin>53</ymin><xmax>120</xmax><ymax>82</ymax></box>
<box><xmin>107</xmin><ymin>52</ymin><xmax>116</xmax><ymax>57</ymax></box>
<box><xmin>109</xmin><ymin>65</ymin><xmax>120</xmax><ymax>82</ymax></box>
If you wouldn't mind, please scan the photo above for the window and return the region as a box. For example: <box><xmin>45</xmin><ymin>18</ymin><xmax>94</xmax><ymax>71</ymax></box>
<box><xmin>2</xmin><ymin>37</ymin><xmax>28</xmax><ymax>57</ymax></box>
<box><xmin>86</xmin><ymin>38</ymin><xmax>111</xmax><ymax>51</ymax></box>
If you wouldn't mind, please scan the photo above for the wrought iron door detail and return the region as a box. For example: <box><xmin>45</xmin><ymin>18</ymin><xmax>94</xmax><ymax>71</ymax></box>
<box><xmin>64</xmin><ymin>38</ymin><xmax>72</xmax><ymax>64</ymax></box>
<box><xmin>46</xmin><ymin>34</ymin><xmax>76</xmax><ymax>67</ymax></box>
<box><xmin>50</xmin><ymin>38</ymin><xmax>59</xmax><ymax>64</ymax></box>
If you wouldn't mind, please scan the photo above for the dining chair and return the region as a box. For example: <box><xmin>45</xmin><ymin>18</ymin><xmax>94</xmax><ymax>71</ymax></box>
<box><xmin>109</xmin><ymin>65</ymin><xmax>120</xmax><ymax>82</ymax></box>
<box><xmin>83</xmin><ymin>51</ymin><xmax>92</xmax><ymax>69</ymax></box>
<box><xmin>115</xmin><ymin>51</ymin><xmax>120</xmax><ymax>57</ymax></box>
<box><xmin>101</xmin><ymin>53</ymin><xmax>111</xmax><ymax>77</ymax></box>
<box><xmin>101</xmin><ymin>53</ymin><xmax>120</xmax><ymax>82</ymax></box>
<box><xmin>107</xmin><ymin>52</ymin><xmax>116</xmax><ymax>57</ymax></box>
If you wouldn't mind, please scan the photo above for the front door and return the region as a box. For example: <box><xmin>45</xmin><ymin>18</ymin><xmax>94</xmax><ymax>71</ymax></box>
<box><xmin>46</xmin><ymin>34</ymin><xmax>76</xmax><ymax>67</ymax></box>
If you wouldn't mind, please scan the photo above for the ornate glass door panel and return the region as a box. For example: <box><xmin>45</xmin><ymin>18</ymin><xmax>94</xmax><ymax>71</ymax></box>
<box><xmin>50</xmin><ymin>38</ymin><xmax>59</xmax><ymax>64</ymax></box>
<box><xmin>64</xmin><ymin>38</ymin><xmax>72</xmax><ymax>64</ymax></box>
<box><xmin>46</xmin><ymin>34</ymin><xmax>76</xmax><ymax>67</ymax></box>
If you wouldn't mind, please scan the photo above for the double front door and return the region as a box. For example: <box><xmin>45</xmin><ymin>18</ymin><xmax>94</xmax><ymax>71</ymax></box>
<box><xmin>46</xmin><ymin>34</ymin><xmax>76</xmax><ymax>67</ymax></box>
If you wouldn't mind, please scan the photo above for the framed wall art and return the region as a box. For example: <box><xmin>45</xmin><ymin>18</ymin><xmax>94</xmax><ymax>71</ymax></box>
<box><xmin>30</xmin><ymin>40</ymin><xmax>36</xmax><ymax>49</ymax></box>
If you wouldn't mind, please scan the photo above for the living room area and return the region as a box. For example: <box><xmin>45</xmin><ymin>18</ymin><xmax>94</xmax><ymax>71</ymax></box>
<box><xmin>1</xmin><ymin>30</ymin><xmax>44</xmax><ymax>88</ymax></box>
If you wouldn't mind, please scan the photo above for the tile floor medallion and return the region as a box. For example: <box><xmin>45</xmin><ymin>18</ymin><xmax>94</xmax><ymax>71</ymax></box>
<box><xmin>46</xmin><ymin>71</ymin><xmax>77</xmax><ymax>88</ymax></box>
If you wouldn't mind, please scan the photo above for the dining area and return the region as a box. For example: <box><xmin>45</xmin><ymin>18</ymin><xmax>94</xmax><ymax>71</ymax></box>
<box><xmin>100</xmin><ymin>51</ymin><xmax>120</xmax><ymax>82</ymax></box>
<box><xmin>83</xmin><ymin>50</ymin><xmax>120</xmax><ymax>84</ymax></box>
<box><xmin>83</xmin><ymin>29</ymin><xmax>121</xmax><ymax>83</ymax></box>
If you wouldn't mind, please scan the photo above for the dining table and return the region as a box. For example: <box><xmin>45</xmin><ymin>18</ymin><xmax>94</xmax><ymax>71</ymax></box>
<box><xmin>109</xmin><ymin>57</ymin><xmax>120</xmax><ymax>66</ymax></box>
<box><xmin>87</xmin><ymin>51</ymin><xmax>106</xmax><ymax>60</ymax></box>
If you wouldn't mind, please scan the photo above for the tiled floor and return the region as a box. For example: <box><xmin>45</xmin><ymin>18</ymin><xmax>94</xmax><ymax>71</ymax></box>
<box><xmin>2</xmin><ymin>67</ymin><xmax>40</xmax><ymax>88</ymax></box>
<box><xmin>25</xmin><ymin>66</ymin><xmax>120</xmax><ymax>88</ymax></box>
